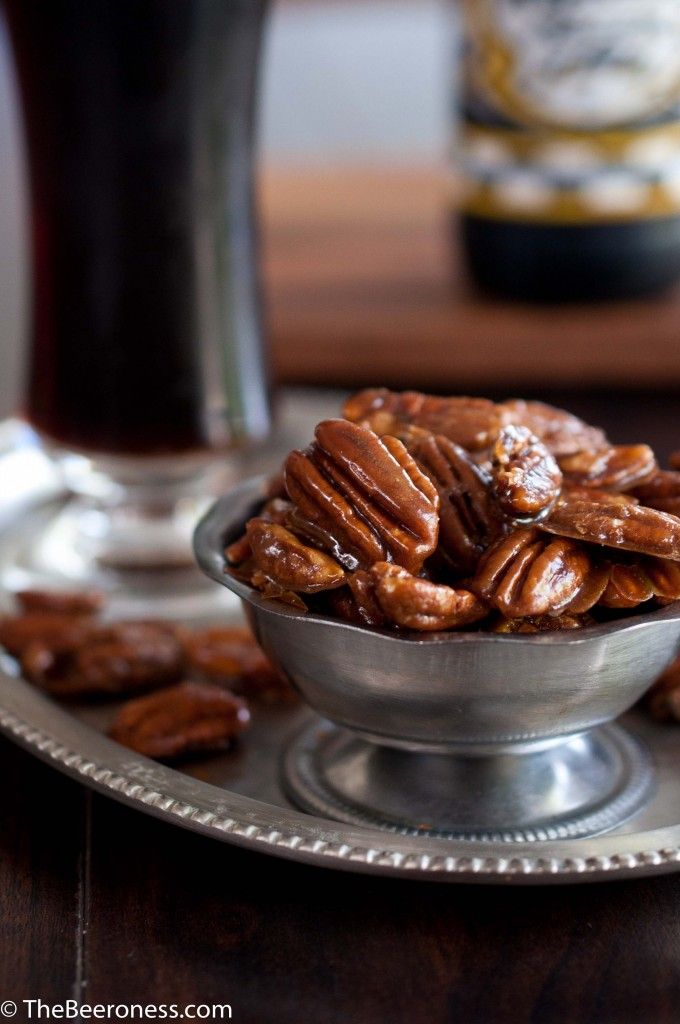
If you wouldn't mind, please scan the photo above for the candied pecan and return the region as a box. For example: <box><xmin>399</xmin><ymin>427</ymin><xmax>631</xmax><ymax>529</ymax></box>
<box><xmin>245</xmin><ymin>518</ymin><xmax>345</xmax><ymax>594</ymax></box>
<box><xmin>633</xmin><ymin>470</ymin><xmax>680</xmax><ymax>516</ymax></box>
<box><xmin>182</xmin><ymin>626</ymin><xmax>291</xmax><ymax>699</ymax></box>
<box><xmin>249</xmin><ymin>571</ymin><xmax>308</xmax><ymax>610</ymax></box>
<box><xmin>347</xmin><ymin>570</ymin><xmax>387</xmax><ymax>627</ymax></box>
<box><xmin>669</xmin><ymin>452</ymin><xmax>680</xmax><ymax>471</ymax></box>
<box><xmin>284</xmin><ymin>419</ymin><xmax>439</xmax><ymax>574</ymax></box>
<box><xmin>343</xmin><ymin>389</ymin><xmax>504</xmax><ymax>451</ymax></box>
<box><xmin>561</xmin><ymin>486</ymin><xmax>638</xmax><ymax>507</ymax></box>
<box><xmin>498</xmin><ymin>399</ymin><xmax>607</xmax><ymax>457</ymax></box>
<box><xmin>406</xmin><ymin>432</ymin><xmax>499</xmax><ymax>574</ymax></box>
<box><xmin>490</xmin><ymin>425</ymin><xmax>562</xmax><ymax>520</ymax></box>
<box><xmin>646</xmin><ymin>657</ymin><xmax>680</xmax><ymax>722</ymax></box>
<box><xmin>470</xmin><ymin>528</ymin><xmax>591</xmax><ymax>617</ymax></box>
<box><xmin>0</xmin><ymin>613</ymin><xmax>93</xmax><ymax>658</ymax></box>
<box><xmin>23</xmin><ymin>621</ymin><xmax>184</xmax><ymax>697</ymax></box>
<box><xmin>225</xmin><ymin>532</ymin><xmax>252</xmax><ymax>565</ymax></box>
<box><xmin>541</xmin><ymin>498</ymin><xmax>680</xmax><ymax>561</ymax></box>
<box><xmin>370</xmin><ymin>562</ymin><xmax>487</xmax><ymax>631</ymax></box>
<box><xmin>15</xmin><ymin>589</ymin><xmax>104</xmax><ymax>616</ymax></box>
<box><xmin>108</xmin><ymin>681</ymin><xmax>250</xmax><ymax>759</ymax></box>
<box><xmin>559</xmin><ymin>444</ymin><xmax>656</xmax><ymax>491</ymax></box>
<box><xmin>599</xmin><ymin>562</ymin><xmax>654</xmax><ymax>609</ymax></box>
<box><xmin>562</xmin><ymin>561</ymin><xmax>610</xmax><ymax>614</ymax></box>
<box><xmin>644</xmin><ymin>556</ymin><xmax>680</xmax><ymax>601</ymax></box>
<box><xmin>492</xmin><ymin>613</ymin><xmax>593</xmax><ymax>633</ymax></box>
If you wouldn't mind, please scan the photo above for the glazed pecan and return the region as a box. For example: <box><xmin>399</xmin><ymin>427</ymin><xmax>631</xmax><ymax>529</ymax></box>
<box><xmin>108</xmin><ymin>681</ymin><xmax>250</xmax><ymax>759</ymax></box>
<box><xmin>284</xmin><ymin>419</ymin><xmax>439</xmax><ymax>574</ymax></box>
<box><xmin>541</xmin><ymin>497</ymin><xmax>680</xmax><ymax>561</ymax></box>
<box><xmin>249</xmin><ymin>572</ymin><xmax>308</xmax><ymax>610</ymax></box>
<box><xmin>347</xmin><ymin>570</ymin><xmax>387</xmax><ymax>627</ymax></box>
<box><xmin>470</xmin><ymin>528</ymin><xmax>591</xmax><ymax>617</ymax></box>
<box><xmin>182</xmin><ymin>626</ymin><xmax>292</xmax><ymax>699</ymax></box>
<box><xmin>558</xmin><ymin>444</ymin><xmax>656</xmax><ymax>491</ymax></box>
<box><xmin>644</xmin><ymin>556</ymin><xmax>680</xmax><ymax>601</ymax></box>
<box><xmin>370</xmin><ymin>562</ymin><xmax>487</xmax><ymax>631</ymax></box>
<box><xmin>561</xmin><ymin>486</ymin><xmax>638</xmax><ymax>507</ymax></box>
<box><xmin>343</xmin><ymin>390</ymin><xmax>607</xmax><ymax>457</ymax></box>
<box><xmin>245</xmin><ymin>518</ymin><xmax>345</xmax><ymax>594</ymax></box>
<box><xmin>22</xmin><ymin>621</ymin><xmax>184</xmax><ymax>697</ymax></box>
<box><xmin>646</xmin><ymin>657</ymin><xmax>680</xmax><ymax>723</ymax></box>
<box><xmin>633</xmin><ymin>470</ymin><xmax>680</xmax><ymax>516</ymax></box>
<box><xmin>343</xmin><ymin>389</ymin><xmax>505</xmax><ymax>451</ymax></box>
<box><xmin>406</xmin><ymin>432</ymin><xmax>499</xmax><ymax>574</ymax></box>
<box><xmin>15</xmin><ymin>589</ymin><xmax>104</xmax><ymax>616</ymax></box>
<box><xmin>0</xmin><ymin>613</ymin><xmax>93</xmax><ymax>658</ymax></box>
<box><xmin>492</xmin><ymin>613</ymin><xmax>593</xmax><ymax>633</ymax></box>
<box><xmin>490</xmin><ymin>425</ymin><xmax>562</xmax><ymax>520</ymax></box>
<box><xmin>669</xmin><ymin>452</ymin><xmax>680</xmax><ymax>471</ymax></box>
<box><xmin>599</xmin><ymin>562</ymin><xmax>655</xmax><ymax>609</ymax></box>
<box><xmin>562</xmin><ymin>562</ymin><xmax>610</xmax><ymax>614</ymax></box>
<box><xmin>497</xmin><ymin>399</ymin><xmax>607</xmax><ymax>457</ymax></box>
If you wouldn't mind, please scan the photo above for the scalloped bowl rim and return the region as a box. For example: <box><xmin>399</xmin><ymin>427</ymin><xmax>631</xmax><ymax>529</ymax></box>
<box><xmin>194</xmin><ymin>476</ymin><xmax>680</xmax><ymax>648</ymax></box>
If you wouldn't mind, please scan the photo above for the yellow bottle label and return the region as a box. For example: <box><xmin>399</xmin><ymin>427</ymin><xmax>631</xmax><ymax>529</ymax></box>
<box><xmin>457</xmin><ymin>0</ymin><xmax>680</xmax><ymax>223</ymax></box>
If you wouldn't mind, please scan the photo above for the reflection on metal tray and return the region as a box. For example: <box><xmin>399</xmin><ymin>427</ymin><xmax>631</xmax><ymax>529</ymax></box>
<box><xmin>0</xmin><ymin>406</ymin><xmax>679</xmax><ymax>884</ymax></box>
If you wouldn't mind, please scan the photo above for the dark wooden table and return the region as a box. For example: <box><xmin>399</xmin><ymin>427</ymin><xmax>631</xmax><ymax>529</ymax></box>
<box><xmin>2</xmin><ymin>393</ymin><xmax>680</xmax><ymax>1024</ymax></box>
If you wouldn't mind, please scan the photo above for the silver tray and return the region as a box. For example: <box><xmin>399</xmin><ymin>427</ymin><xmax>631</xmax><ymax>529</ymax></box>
<box><xmin>1</xmin><ymin>408</ymin><xmax>680</xmax><ymax>885</ymax></box>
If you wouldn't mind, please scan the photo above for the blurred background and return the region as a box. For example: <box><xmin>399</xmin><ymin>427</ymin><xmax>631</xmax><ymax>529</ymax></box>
<box><xmin>2</xmin><ymin>0</ymin><xmax>680</xmax><ymax>420</ymax></box>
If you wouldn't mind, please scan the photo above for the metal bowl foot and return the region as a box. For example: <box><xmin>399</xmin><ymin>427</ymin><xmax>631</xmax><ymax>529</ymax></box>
<box><xmin>282</xmin><ymin>718</ymin><xmax>654</xmax><ymax>843</ymax></box>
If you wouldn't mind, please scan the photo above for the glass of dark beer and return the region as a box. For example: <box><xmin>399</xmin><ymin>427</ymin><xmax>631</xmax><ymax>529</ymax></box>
<box><xmin>5</xmin><ymin>0</ymin><xmax>270</xmax><ymax>615</ymax></box>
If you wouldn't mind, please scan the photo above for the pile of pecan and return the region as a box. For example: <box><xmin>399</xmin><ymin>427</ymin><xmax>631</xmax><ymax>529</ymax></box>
<box><xmin>227</xmin><ymin>388</ymin><xmax>680</xmax><ymax>636</ymax></box>
<box><xmin>0</xmin><ymin>590</ymin><xmax>291</xmax><ymax>759</ymax></box>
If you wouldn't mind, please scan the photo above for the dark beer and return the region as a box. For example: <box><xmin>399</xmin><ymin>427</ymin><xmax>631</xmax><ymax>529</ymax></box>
<box><xmin>6</xmin><ymin>0</ymin><xmax>270</xmax><ymax>455</ymax></box>
<box><xmin>454</xmin><ymin>0</ymin><xmax>680</xmax><ymax>302</ymax></box>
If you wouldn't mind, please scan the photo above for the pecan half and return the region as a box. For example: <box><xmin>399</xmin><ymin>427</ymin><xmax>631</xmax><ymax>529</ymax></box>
<box><xmin>470</xmin><ymin>528</ymin><xmax>591</xmax><ymax>617</ymax></box>
<box><xmin>599</xmin><ymin>562</ymin><xmax>654</xmax><ymax>609</ymax></box>
<box><xmin>559</xmin><ymin>444</ymin><xmax>656</xmax><ymax>491</ymax></box>
<box><xmin>245</xmin><ymin>518</ymin><xmax>345</xmax><ymax>594</ymax></box>
<box><xmin>497</xmin><ymin>399</ymin><xmax>607</xmax><ymax>457</ymax></box>
<box><xmin>562</xmin><ymin>562</ymin><xmax>610</xmax><ymax>614</ymax></box>
<box><xmin>23</xmin><ymin>621</ymin><xmax>184</xmax><ymax>697</ymax></box>
<box><xmin>643</xmin><ymin>556</ymin><xmax>680</xmax><ymax>601</ymax></box>
<box><xmin>343</xmin><ymin>389</ymin><xmax>504</xmax><ymax>451</ymax></box>
<box><xmin>284</xmin><ymin>419</ymin><xmax>439</xmax><ymax>574</ymax></box>
<box><xmin>343</xmin><ymin>391</ymin><xmax>607</xmax><ymax>457</ymax></box>
<box><xmin>633</xmin><ymin>470</ymin><xmax>680</xmax><ymax>516</ymax></box>
<box><xmin>108</xmin><ymin>681</ymin><xmax>250</xmax><ymax>759</ymax></box>
<box><xmin>0</xmin><ymin>613</ymin><xmax>93</xmax><ymax>658</ymax></box>
<box><xmin>347</xmin><ymin>570</ymin><xmax>387</xmax><ymax>627</ymax></box>
<box><xmin>406</xmin><ymin>432</ymin><xmax>499</xmax><ymax>574</ymax></box>
<box><xmin>15</xmin><ymin>589</ymin><xmax>104</xmax><ymax>616</ymax></box>
<box><xmin>370</xmin><ymin>562</ymin><xmax>487</xmax><ymax>631</ymax></box>
<box><xmin>490</xmin><ymin>425</ymin><xmax>562</xmax><ymax>520</ymax></box>
<box><xmin>561</xmin><ymin>486</ymin><xmax>639</xmax><ymax>507</ymax></box>
<box><xmin>182</xmin><ymin>626</ymin><xmax>292</xmax><ymax>699</ymax></box>
<box><xmin>541</xmin><ymin>498</ymin><xmax>680</xmax><ymax>561</ymax></box>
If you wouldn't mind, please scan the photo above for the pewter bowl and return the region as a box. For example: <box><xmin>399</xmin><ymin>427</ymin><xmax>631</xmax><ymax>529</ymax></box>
<box><xmin>194</xmin><ymin>477</ymin><xmax>680</xmax><ymax>843</ymax></box>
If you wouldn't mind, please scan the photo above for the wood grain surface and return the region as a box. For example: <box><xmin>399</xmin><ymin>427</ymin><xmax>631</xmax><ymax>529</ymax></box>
<box><xmin>262</xmin><ymin>168</ymin><xmax>680</xmax><ymax>390</ymax></box>
<box><xmin>1</xmin><ymin>738</ymin><xmax>679</xmax><ymax>1024</ymax></box>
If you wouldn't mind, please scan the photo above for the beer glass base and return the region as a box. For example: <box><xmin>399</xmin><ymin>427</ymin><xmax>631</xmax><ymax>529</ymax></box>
<box><xmin>0</xmin><ymin>450</ymin><xmax>242</xmax><ymax>623</ymax></box>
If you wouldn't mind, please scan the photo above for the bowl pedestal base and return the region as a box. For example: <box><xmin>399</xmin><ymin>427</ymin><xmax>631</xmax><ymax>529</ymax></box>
<box><xmin>282</xmin><ymin>719</ymin><xmax>654</xmax><ymax>843</ymax></box>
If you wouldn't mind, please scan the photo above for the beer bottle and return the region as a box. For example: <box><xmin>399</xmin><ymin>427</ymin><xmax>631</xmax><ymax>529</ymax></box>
<box><xmin>454</xmin><ymin>0</ymin><xmax>680</xmax><ymax>301</ymax></box>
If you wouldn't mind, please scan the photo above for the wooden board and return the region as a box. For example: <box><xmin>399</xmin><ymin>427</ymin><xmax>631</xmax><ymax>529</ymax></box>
<box><xmin>261</xmin><ymin>167</ymin><xmax>680</xmax><ymax>389</ymax></box>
